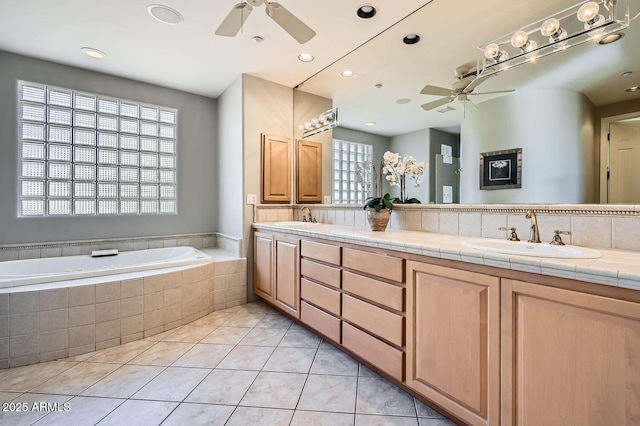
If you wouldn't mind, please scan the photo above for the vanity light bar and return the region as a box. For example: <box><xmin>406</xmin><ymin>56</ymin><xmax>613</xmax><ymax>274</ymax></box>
<box><xmin>478</xmin><ymin>0</ymin><xmax>630</xmax><ymax>77</ymax></box>
<box><xmin>301</xmin><ymin>107</ymin><xmax>339</xmax><ymax>138</ymax></box>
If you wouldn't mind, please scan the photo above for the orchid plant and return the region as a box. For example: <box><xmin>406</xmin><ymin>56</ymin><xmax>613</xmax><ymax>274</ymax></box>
<box><xmin>382</xmin><ymin>151</ymin><xmax>427</xmax><ymax>204</ymax></box>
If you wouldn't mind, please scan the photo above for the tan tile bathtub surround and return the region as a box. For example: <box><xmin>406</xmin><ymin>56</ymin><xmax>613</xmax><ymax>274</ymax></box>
<box><xmin>1</xmin><ymin>250</ymin><xmax>247</xmax><ymax>369</ymax></box>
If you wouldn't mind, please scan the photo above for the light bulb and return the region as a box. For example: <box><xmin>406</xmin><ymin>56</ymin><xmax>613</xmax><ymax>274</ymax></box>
<box><xmin>484</xmin><ymin>43</ymin><xmax>500</xmax><ymax>59</ymax></box>
<box><xmin>510</xmin><ymin>30</ymin><xmax>529</xmax><ymax>48</ymax></box>
<box><xmin>541</xmin><ymin>18</ymin><xmax>560</xmax><ymax>37</ymax></box>
<box><xmin>577</xmin><ymin>1</ymin><xmax>600</xmax><ymax>22</ymax></box>
<box><xmin>524</xmin><ymin>39</ymin><xmax>538</xmax><ymax>53</ymax></box>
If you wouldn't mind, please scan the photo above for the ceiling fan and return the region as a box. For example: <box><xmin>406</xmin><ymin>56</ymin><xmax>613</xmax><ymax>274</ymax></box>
<box><xmin>420</xmin><ymin>67</ymin><xmax>514</xmax><ymax>111</ymax></box>
<box><xmin>215</xmin><ymin>0</ymin><xmax>316</xmax><ymax>44</ymax></box>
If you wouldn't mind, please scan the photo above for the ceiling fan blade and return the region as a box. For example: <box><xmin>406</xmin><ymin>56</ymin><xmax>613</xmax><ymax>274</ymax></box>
<box><xmin>469</xmin><ymin>89</ymin><xmax>515</xmax><ymax>96</ymax></box>
<box><xmin>265</xmin><ymin>2</ymin><xmax>316</xmax><ymax>44</ymax></box>
<box><xmin>464</xmin><ymin>73</ymin><xmax>494</xmax><ymax>92</ymax></box>
<box><xmin>420</xmin><ymin>85</ymin><xmax>452</xmax><ymax>96</ymax></box>
<box><xmin>215</xmin><ymin>2</ymin><xmax>253</xmax><ymax>37</ymax></box>
<box><xmin>421</xmin><ymin>97</ymin><xmax>454</xmax><ymax>111</ymax></box>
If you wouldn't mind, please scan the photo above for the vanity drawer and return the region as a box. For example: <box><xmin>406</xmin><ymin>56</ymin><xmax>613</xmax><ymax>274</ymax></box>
<box><xmin>342</xmin><ymin>248</ymin><xmax>404</xmax><ymax>283</ymax></box>
<box><xmin>342</xmin><ymin>294</ymin><xmax>404</xmax><ymax>347</ymax></box>
<box><xmin>301</xmin><ymin>258</ymin><xmax>341</xmax><ymax>289</ymax></box>
<box><xmin>301</xmin><ymin>278</ymin><xmax>341</xmax><ymax>316</ymax></box>
<box><xmin>342</xmin><ymin>322</ymin><xmax>404</xmax><ymax>382</ymax></box>
<box><xmin>300</xmin><ymin>301</ymin><xmax>341</xmax><ymax>343</ymax></box>
<box><xmin>343</xmin><ymin>271</ymin><xmax>404</xmax><ymax>312</ymax></box>
<box><xmin>301</xmin><ymin>240</ymin><xmax>341</xmax><ymax>265</ymax></box>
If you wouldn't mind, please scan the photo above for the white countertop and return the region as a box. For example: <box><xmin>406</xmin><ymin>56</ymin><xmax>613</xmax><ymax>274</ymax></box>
<box><xmin>253</xmin><ymin>222</ymin><xmax>640</xmax><ymax>292</ymax></box>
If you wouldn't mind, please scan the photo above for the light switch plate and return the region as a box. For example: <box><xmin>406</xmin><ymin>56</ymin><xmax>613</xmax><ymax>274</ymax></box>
<box><xmin>247</xmin><ymin>194</ymin><xmax>257</xmax><ymax>205</ymax></box>
<box><xmin>323</xmin><ymin>196</ymin><xmax>331</xmax><ymax>204</ymax></box>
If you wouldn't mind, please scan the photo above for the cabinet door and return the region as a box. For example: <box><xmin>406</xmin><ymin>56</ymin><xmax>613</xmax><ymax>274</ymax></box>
<box><xmin>274</xmin><ymin>236</ymin><xmax>301</xmax><ymax>318</ymax></box>
<box><xmin>406</xmin><ymin>261</ymin><xmax>500</xmax><ymax>426</ymax></box>
<box><xmin>262</xmin><ymin>134</ymin><xmax>291</xmax><ymax>203</ymax></box>
<box><xmin>296</xmin><ymin>139</ymin><xmax>322</xmax><ymax>203</ymax></box>
<box><xmin>253</xmin><ymin>232</ymin><xmax>274</xmax><ymax>302</ymax></box>
<box><xmin>502</xmin><ymin>279</ymin><xmax>640</xmax><ymax>426</ymax></box>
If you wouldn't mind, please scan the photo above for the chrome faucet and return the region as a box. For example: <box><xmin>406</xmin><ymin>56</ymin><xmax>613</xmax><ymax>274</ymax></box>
<box><xmin>300</xmin><ymin>206</ymin><xmax>312</xmax><ymax>222</ymax></box>
<box><xmin>525</xmin><ymin>210</ymin><xmax>541</xmax><ymax>243</ymax></box>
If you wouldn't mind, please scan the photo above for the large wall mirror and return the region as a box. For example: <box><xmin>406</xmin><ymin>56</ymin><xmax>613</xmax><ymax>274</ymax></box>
<box><xmin>293</xmin><ymin>0</ymin><xmax>640</xmax><ymax>205</ymax></box>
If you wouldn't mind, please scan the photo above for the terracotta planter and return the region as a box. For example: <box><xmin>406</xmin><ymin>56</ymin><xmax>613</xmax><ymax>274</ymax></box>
<box><xmin>365</xmin><ymin>207</ymin><xmax>391</xmax><ymax>231</ymax></box>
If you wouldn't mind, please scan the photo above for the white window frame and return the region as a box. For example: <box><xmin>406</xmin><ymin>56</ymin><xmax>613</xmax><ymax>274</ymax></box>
<box><xmin>17</xmin><ymin>81</ymin><xmax>178</xmax><ymax>217</ymax></box>
<box><xmin>332</xmin><ymin>139</ymin><xmax>373</xmax><ymax>204</ymax></box>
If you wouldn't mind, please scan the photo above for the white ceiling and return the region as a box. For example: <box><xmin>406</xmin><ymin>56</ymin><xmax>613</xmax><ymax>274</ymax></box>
<box><xmin>1</xmin><ymin>0</ymin><xmax>638</xmax><ymax>138</ymax></box>
<box><xmin>0</xmin><ymin>0</ymin><xmax>428</xmax><ymax>98</ymax></box>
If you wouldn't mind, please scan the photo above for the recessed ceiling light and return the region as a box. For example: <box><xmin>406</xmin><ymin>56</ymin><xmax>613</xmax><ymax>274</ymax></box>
<box><xmin>598</xmin><ymin>32</ymin><xmax>623</xmax><ymax>44</ymax></box>
<box><xmin>356</xmin><ymin>4</ymin><xmax>377</xmax><ymax>19</ymax></box>
<box><xmin>80</xmin><ymin>47</ymin><xmax>107</xmax><ymax>59</ymax></box>
<box><xmin>253</xmin><ymin>36</ymin><xmax>264</xmax><ymax>43</ymax></box>
<box><xmin>298</xmin><ymin>53</ymin><xmax>314</xmax><ymax>62</ymax></box>
<box><xmin>626</xmin><ymin>86</ymin><xmax>640</xmax><ymax>93</ymax></box>
<box><xmin>340</xmin><ymin>70</ymin><xmax>355</xmax><ymax>78</ymax></box>
<box><xmin>365</xmin><ymin>122</ymin><xmax>376</xmax><ymax>126</ymax></box>
<box><xmin>403</xmin><ymin>34</ymin><xmax>421</xmax><ymax>45</ymax></box>
<box><xmin>147</xmin><ymin>4</ymin><xmax>184</xmax><ymax>25</ymax></box>
<box><xmin>621</xmin><ymin>71</ymin><xmax>633</xmax><ymax>77</ymax></box>
<box><xmin>396</xmin><ymin>98</ymin><xmax>412</xmax><ymax>104</ymax></box>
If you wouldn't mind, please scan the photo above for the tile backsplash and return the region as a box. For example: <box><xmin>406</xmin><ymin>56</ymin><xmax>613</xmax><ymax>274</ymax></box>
<box><xmin>255</xmin><ymin>204</ymin><xmax>640</xmax><ymax>252</ymax></box>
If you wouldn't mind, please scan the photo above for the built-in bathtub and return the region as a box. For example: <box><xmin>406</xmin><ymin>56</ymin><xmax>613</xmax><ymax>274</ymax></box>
<box><xmin>0</xmin><ymin>246</ymin><xmax>211</xmax><ymax>289</ymax></box>
<box><xmin>0</xmin><ymin>247</ymin><xmax>247</xmax><ymax>369</ymax></box>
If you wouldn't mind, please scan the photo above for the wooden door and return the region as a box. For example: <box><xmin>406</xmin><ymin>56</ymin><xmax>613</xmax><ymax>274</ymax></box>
<box><xmin>274</xmin><ymin>236</ymin><xmax>301</xmax><ymax>318</ymax></box>
<box><xmin>609</xmin><ymin>121</ymin><xmax>640</xmax><ymax>203</ymax></box>
<box><xmin>502</xmin><ymin>279</ymin><xmax>640</xmax><ymax>426</ymax></box>
<box><xmin>253</xmin><ymin>232</ymin><xmax>274</xmax><ymax>302</ymax></box>
<box><xmin>296</xmin><ymin>139</ymin><xmax>322</xmax><ymax>203</ymax></box>
<box><xmin>406</xmin><ymin>261</ymin><xmax>500</xmax><ymax>426</ymax></box>
<box><xmin>262</xmin><ymin>134</ymin><xmax>291</xmax><ymax>203</ymax></box>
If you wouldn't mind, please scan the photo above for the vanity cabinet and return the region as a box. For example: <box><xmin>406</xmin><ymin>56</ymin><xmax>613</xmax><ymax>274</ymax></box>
<box><xmin>253</xmin><ymin>231</ymin><xmax>274</xmax><ymax>302</ymax></box>
<box><xmin>406</xmin><ymin>262</ymin><xmax>500</xmax><ymax>426</ymax></box>
<box><xmin>273</xmin><ymin>236</ymin><xmax>301</xmax><ymax>319</ymax></box>
<box><xmin>501</xmin><ymin>278</ymin><xmax>640</xmax><ymax>426</ymax></box>
<box><xmin>299</xmin><ymin>240</ymin><xmax>342</xmax><ymax>343</ymax></box>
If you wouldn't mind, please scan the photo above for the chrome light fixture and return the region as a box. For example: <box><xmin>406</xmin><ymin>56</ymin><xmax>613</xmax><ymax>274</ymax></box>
<box><xmin>478</xmin><ymin>0</ymin><xmax>630</xmax><ymax>77</ymax></box>
<box><xmin>300</xmin><ymin>107</ymin><xmax>339</xmax><ymax>138</ymax></box>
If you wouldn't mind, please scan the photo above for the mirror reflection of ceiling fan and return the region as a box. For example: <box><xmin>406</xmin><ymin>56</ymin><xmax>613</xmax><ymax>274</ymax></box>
<box><xmin>215</xmin><ymin>0</ymin><xmax>316</xmax><ymax>44</ymax></box>
<box><xmin>420</xmin><ymin>66</ymin><xmax>514</xmax><ymax>111</ymax></box>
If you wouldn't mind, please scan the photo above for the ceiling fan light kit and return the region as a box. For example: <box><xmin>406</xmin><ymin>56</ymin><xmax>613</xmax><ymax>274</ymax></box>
<box><xmin>478</xmin><ymin>0</ymin><xmax>630</xmax><ymax>77</ymax></box>
<box><xmin>215</xmin><ymin>0</ymin><xmax>316</xmax><ymax>44</ymax></box>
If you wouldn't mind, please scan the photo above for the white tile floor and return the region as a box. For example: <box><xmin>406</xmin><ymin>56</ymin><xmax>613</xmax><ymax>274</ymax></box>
<box><xmin>0</xmin><ymin>301</ymin><xmax>458</xmax><ymax>426</ymax></box>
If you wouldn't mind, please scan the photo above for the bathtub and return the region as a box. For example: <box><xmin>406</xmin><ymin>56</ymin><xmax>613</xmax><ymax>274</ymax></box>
<box><xmin>0</xmin><ymin>246</ymin><xmax>211</xmax><ymax>289</ymax></box>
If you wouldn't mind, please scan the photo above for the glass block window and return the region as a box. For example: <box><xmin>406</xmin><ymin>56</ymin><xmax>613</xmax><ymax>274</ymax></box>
<box><xmin>17</xmin><ymin>81</ymin><xmax>178</xmax><ymax>216</ymax></box>
<box><xmin>332</xmin><ymin>139</ymin><xmax>373</xmax><ymax>205</ymax></box>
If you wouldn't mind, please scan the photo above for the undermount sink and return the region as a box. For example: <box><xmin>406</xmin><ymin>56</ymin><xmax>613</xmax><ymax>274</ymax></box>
<box><xmin>461</xmin><ymin>238</ymin><xmax>602</xmax><ymax>259</ymax></box>
<box><xmin>273</xmin><ymin>221</ymin><xmax>320</xmax><ymax>226</ymax></box>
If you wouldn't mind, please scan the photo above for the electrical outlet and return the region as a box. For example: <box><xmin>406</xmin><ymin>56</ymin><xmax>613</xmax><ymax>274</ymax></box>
<box><xmin>247</xmin><ymin>194</ymin><xmax>257</xmax><ymax>205</ymax></box>
<box><xmin>323</xmin><ymin>196</ymin><xmax>331</xmax><ymax>204</ymax></box>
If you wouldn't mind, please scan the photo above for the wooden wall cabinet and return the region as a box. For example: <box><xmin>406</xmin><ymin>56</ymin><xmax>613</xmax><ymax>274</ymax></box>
<box><xmin>501</xmin><ymin>279</ymin><xmax>640</xmax><ymax>426</ymax></box>
<box><xmin>273</xmin><ymin>236</ymin><xmax>301</xmax><ymax>319</ymax></box>
<box><xmin>253</xmin><ymin>231</ymin><xmax>274</xmax><ymax>302</ymax></box>
<box><xmin>406</xmin><ymin>261</ymin><xmax>500</xmax><ymax>426</ymax></box>
<box><xmin>262</xmin><ymin>134</ymin><xmax>291</xmax><ymax>203</ymax></box>
<box><xmin>296</xmin><ymin>139</ymin><xmax>322</xmax><ymax>203</ymax></box>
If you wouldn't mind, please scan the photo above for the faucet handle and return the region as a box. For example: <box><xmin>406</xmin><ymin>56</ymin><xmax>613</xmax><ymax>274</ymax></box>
<box><xmin>499</xmin><ymin>227</ymin><xmax>520</xmax><ymax>241</ymax></box>
<box><xmin>550</xmin><ymin>230</ymin><xmax>571</xmax><ymax>246</ymax></box>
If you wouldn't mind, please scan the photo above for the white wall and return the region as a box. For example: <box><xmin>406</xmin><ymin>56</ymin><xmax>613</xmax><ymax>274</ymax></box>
<box><xmin>390</xmin><ymin>129</ymin><xmax>431</xmax><ymax>203</ymax></box>
<box><xmin>460</xmin><ymin>89</ymin><xmax>595</xmax><ymax>203</ymax></box>
<box><xmin>216</xmin><ymin>77</ymin><xmax>244</xmax><ymax>239</ymax></box>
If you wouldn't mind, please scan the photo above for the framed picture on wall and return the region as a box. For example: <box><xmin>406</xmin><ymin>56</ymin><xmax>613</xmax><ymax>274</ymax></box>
<box><xmin>479</xmin><ymin>148</ymin><xmax>522</xmax><ymax>190</ymax></box>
